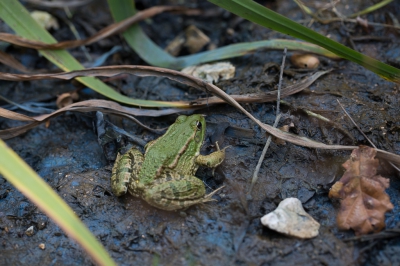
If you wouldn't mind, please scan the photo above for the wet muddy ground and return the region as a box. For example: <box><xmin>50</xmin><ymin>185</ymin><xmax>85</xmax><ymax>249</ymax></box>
<box><xmin>1</xmin><ymin>0</ymin><xmax>400</xmax><ymax>265</ymax></box>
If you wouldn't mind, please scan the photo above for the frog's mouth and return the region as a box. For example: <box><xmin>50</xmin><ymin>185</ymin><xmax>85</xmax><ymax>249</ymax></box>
<box><xmin>195</xmin><ymin>131</ymin><xmax>202</xmax><ymax>143</ymax></box>
<box><xmin>194</xmin><ymin>120</ymin><xmax>205</xmax><ymax>143</ymax></box>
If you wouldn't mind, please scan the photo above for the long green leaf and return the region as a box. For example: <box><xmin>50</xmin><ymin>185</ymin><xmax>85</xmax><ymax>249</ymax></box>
<box><xmin>0</xmin><ymin>0</ymin><xmax>182</xmax><ymax>107</ymax></box>
<box><xmin>107</xmin><ymin>0</ymin><xmax>338</xmax><ymax>69</ymax></box>
<box><xmin>174</xmin><ymin>39</ymin><xmax>339</xmax><ymax>67</ymax></box>
<box><xmin>108</xmin><ymin>0</ymin><xmax>176</xmax><ymax>67</ymax></box>
<box><xmin>0</xmin><ymin>140</ymin><xmax>116</xmax><ymax>266</ymax></box>
<box><xmin>207</xmin><ymin>0</ymin><xmax>400</xmax><ymax>83</ymax></box>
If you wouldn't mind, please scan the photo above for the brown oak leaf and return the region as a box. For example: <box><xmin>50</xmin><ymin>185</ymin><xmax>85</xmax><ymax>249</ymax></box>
<box><xmin>329</xmin><ymin>146</ymin><xmax>393</xmax><ymax>235</ymax></box>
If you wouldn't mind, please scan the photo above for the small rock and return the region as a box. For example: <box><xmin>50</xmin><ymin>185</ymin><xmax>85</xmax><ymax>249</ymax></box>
<box><xmin>184</xmin><ymin>25</ymin><xmax>210</xmax><ymax>54</ymax></box>
<box><xmin>36</xmin><ymin>218</ymin><xmax>48</xmax><ymax>230</ymax></box>
<box><xmin>30</xmin><ymin>11</ymin><xmax>59</xmax><ymax>30</ymax></box>
<box><xmin>25</xmin><ymin>226</ymin><xmax>35</xmax><ymax>236</ymax></box>
<box><xmin>290</xmin><ymin>54</ymin><xmax>319</xmax><ymax>69</ymax></box>
<box><xmin>260</xmin><ymin>197</ymin><xmax>320</xmax><ymax>239</ymax></box>
<box><xmin>39</xmin><ymin>243</ymin><xmax>46</xmax><ymax>250</ymax></box>
<box><xmin>182</xmin><ymin>62</ymin><xmax>235</xmax><ymax>83</ymax></box>
<box><xmin>164</xmin><ymin>33</ymin><xmax>185</xmax><ymax>56</ymax></box>
<box><xmin>165</xmin><ymin>25</ymin><xmax>210</xmax><ymax>56</ymax></box>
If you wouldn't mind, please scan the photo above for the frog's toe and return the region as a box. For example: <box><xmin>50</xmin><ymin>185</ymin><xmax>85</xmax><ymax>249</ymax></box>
<box><xmin>203</xmin><ymin>185</ymin><xmax>225</xmax><ymax>202</ymax></box>
<box><xmin>111</xmin><ymin>183</ymin><xmax>127</xmax><ymax>197</ymax></box>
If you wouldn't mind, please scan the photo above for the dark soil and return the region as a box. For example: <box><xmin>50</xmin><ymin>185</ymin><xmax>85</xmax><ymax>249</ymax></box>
<box><xmin>1</xmin><ymin>0</ymin><xmax>400</xmax><ymax>265</ymax></box>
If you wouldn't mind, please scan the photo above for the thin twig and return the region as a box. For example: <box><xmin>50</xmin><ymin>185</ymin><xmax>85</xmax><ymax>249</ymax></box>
<box><xmin>248</xmin><ymin>48</ymin><xmax>287</xmax><ymax>195</ymax></box>
<box><xmin>295</xmin><ymin>0</ymin><xmax>400</xmax><ymax>29</ymax></box>
<box><xmin>276</xmin><ymin>48</ymin><xmax>287</xmax><ymax>115</ymax></box>
<box><xmin>337</xmin><ymin>100</ymin><xmax>375</xmax><ymax>148</ymax></box>
<box><xmin>337</xmin><ymin>99</ymin><xmax>400</xmax><ymax>172</ymax></box>
<box><xmin>248</xmin><ymin>113</ymin><xmax>282</xmax><ymax>194</ymax></box>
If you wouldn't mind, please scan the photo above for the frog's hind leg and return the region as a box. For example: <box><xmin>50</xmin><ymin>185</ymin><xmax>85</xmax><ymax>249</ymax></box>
<box><xmin>143</xmin><ymin>174</ymin><xmax>222</xmax><ymax>211</ymax></box>
<box><xmin>111</xmin><ymin>148</ymin><xmax>143</xmax><ymax>197</ymax></box>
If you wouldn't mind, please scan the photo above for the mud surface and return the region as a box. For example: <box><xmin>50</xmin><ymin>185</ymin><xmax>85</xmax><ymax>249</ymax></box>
<box><xmin>1</xmin><ymin>0</ymin><xmax>400</xmax><ymax>265</ymax></box>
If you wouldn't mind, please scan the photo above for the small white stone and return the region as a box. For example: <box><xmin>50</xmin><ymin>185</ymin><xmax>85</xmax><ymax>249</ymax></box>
<box><xmin>182</xmin><ymin>62</ymin><xmax>235</xmax><ymax>84</ymax></box>
<box><xmin>260</xmin><ymin>197</ymin><xmax>320</xmax><ymax>239</ymax></box>
<box><xmin>30</xmin><ymin>11</ymin><xmax>59</xmax><ymax>30</ymax></box>
<box><xmin>25</xmin><ymin>226</ymin><xmax>35</xmax><ymax>236</ymax></box>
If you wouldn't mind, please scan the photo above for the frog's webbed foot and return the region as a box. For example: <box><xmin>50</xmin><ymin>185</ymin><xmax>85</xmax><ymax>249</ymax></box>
<box><xmin>178</xmin><ymin>185</ymin><xmax>225</xmax><ymax>213</ymax></box>
<box><xmin>143</xmin><ymin>174</ymin><xmax>225</xmax><ymax>211</ymax></box>
<box><xmin>201</xmin><ymin>185</ymin><xmax>225</xmax><ymax>203</ymax></box>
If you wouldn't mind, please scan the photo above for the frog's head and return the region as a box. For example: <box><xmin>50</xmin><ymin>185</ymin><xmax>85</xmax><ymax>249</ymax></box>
<box><xmin>173</xmin><ymin>114</ymin><xmax>206</xmax><ymax>151</ymax></box>
<box><xmin>149</xmin><ymin>114</ymin><xmax>206</xmax><ymax>172</ymax></box>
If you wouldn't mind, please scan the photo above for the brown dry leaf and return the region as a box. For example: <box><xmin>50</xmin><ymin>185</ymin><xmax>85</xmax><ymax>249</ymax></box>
<box><xmin>0</xmin><ymin>66</ymin><xmax>400</xmax><ymax>166</ymax></box>
<box><xmin>329</xmin><ymin>146</ymin><xmax>394</xmax><ymax>235</ymax></box>
<box><xmin>271</xmin><ymin>123</ymin><xmax>294</xmax><ymax>145</ymax></box>
<box><xmin>0</xmin><ymin>51</ymin><xmax>33</xmax><ymax>73</ymax></box>
<box><xmin>0</xmin><ymin>66</ymin><xmax>331</xmax><ymax>106</ymax></box>
<box><xmin>0</xmin><ymin>99</ymin><xmax>182</xmax><ymax>139</ymax></box>
<box><xmin>0</xmin><ymin>68</ymin><xmax>329</xmax><ymax>140</ymax></box>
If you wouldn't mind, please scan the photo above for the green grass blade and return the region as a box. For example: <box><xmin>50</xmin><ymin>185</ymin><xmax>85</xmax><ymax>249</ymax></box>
<box><xmin>107</xmin><ymin>0</ymin><xmax>338</xmax><ymax>69</ymax></box>
<box><xmin>0</xmin><ymin>139</ymin><xmax>116</xmax><ymax>266</ymax></box>
<box><xmin>207</xmin><ymin>0</ymin><xmax>400</xmax><ymax>83</ymax></box>
<box><xmin>108</xmin><ymin>0</ymin><xmax>177</xmax><ymax>67</ymax></box>
<box><xmin>0</xmin><ymin>0</ymin><xmax>182</xmax><ymax>107</ymax></box>
<box><xmin>293</xmin><ymin>0</ymin><xmax>313</xmax><ymax>15</ymax></box>
<box><xmin>175</xmin><ymin>39</ymin><xmax>339</xmax><ymax>67</ymax></box>
<box><xmin>294</xmin><ymin>0</ymin><xmax>394</xmax><ymax>19</ymax></box>
<box><xmin>348</xmin><ymin>0</ymin><xmax>393</xmax><ymax>18</ymax></box>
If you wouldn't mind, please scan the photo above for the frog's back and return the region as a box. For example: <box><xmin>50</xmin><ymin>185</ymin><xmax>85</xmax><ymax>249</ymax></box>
<box><xmin>138</xmin><ymin>114</ymin><xmax>205</xmax><ymax>184</ymax></box>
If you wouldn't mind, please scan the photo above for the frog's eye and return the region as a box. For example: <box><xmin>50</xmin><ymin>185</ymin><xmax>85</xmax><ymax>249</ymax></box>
<box><xmin>196</xmin><ymin>121</ymin><xmax>202</xmax><ymax>130</ymax></box>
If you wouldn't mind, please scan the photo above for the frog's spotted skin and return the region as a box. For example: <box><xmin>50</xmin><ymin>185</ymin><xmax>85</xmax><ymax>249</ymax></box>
<box><xmin>111</xmin><ymin>114</ymin><xmax>227</xmax><ymax>211</ymax></box>
<box><xmin>111</xmin><ymin>149</ymin><xmax>143</xmax><ymax>197</ymax></box>
<box><xmin>143</xmin><ymin>173</ymin><xmax>206</xmax><ymax>210</ymax></box>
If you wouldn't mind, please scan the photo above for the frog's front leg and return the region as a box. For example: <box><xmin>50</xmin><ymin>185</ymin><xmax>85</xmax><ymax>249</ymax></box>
<box><xmin>195</xmin><ymin>142</ymin><xmax>228</xmax><ymax>169</ymax></box>
<box><xmin>111</xmin><ymin>148</ymin><xmax>144</xmax><ymax>197</ymax></box>
<box><xmin>142</xmin><ymin>173</ymin><xmax>209</xmax><ymax>211</ymax></box>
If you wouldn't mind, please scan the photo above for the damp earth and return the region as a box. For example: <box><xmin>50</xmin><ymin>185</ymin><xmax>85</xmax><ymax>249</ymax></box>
<box><xmin>1</xmin><ymin>0</ymin><xmax>400</xmax><ymax>265</ymax></box>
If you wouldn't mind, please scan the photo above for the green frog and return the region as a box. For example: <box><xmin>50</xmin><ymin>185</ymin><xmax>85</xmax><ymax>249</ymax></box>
<box><xmin>111</xmin><ymin>114</ymin><xmax>227</xmax><ymax>211</ymax></box>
